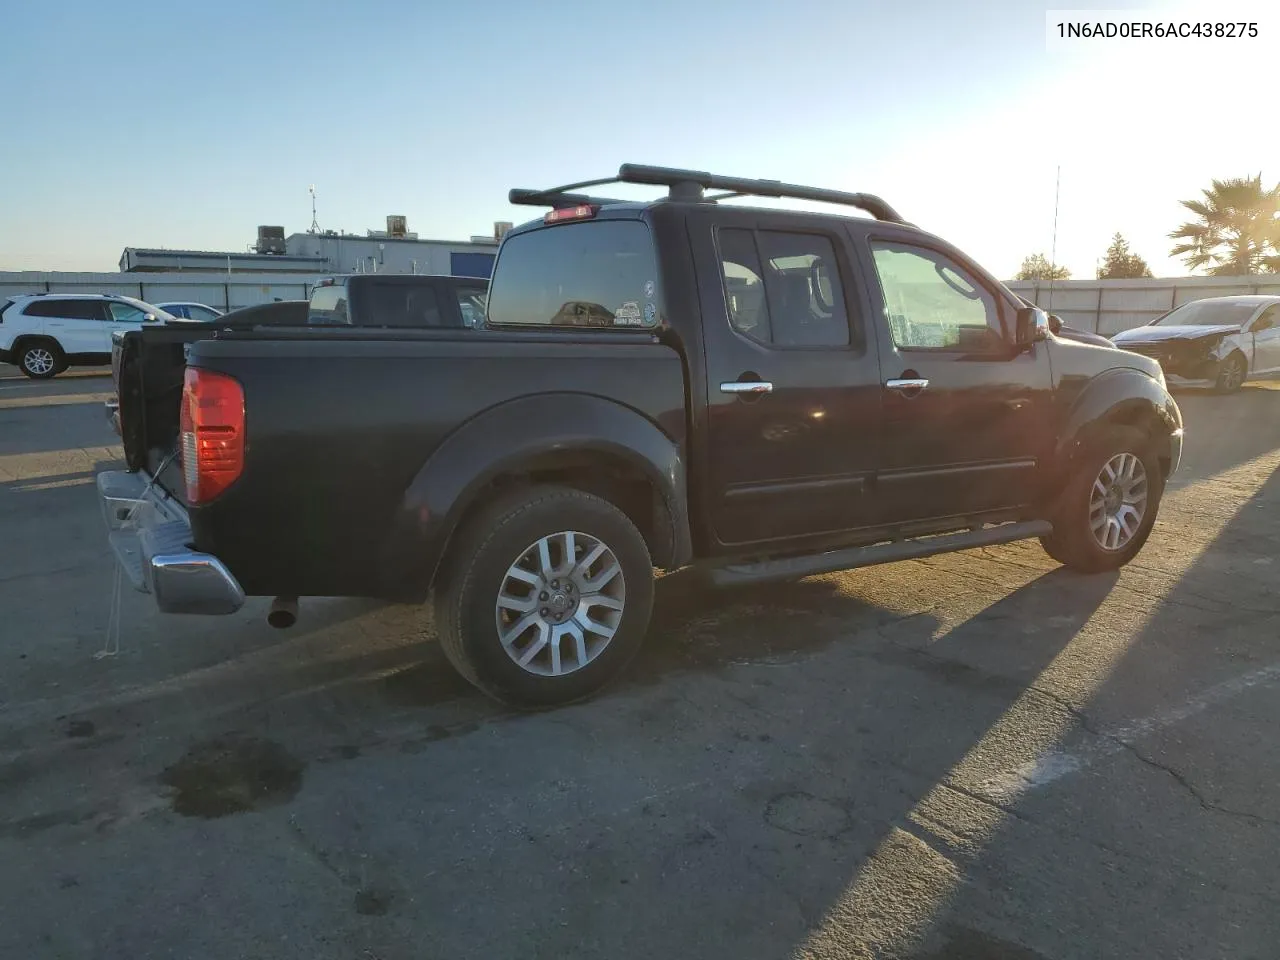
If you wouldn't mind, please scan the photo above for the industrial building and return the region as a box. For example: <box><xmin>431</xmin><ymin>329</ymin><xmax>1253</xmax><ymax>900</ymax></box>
<box><xmin>1</xmin><ymin>215</ymin><xmax>513</xmax><ymax>312</ymax></box>
<box><xmin>119</xmin><ymin>216</ymin><xmax>510</xmax><ymax>278</ymax></box>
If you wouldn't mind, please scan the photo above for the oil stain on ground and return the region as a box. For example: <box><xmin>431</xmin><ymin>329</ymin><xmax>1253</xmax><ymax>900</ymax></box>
<box><xmin>161</xmin><ymin>734</ymin><xmax>304</xmax><ymax>819</ymax></box>
<box><xmin>354</xmin><ymin>886</ymin><xmax>394</xmax><ymax>916</ymax></box>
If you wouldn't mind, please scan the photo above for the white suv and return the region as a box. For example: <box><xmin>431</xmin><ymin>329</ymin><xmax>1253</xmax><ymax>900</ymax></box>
<box><xmin>0</xmin><ymin>294</ymin><xmax>173</xmax><ymax>379</ymax></box>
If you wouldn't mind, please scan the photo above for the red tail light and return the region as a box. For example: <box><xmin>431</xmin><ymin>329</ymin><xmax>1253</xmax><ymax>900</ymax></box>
<box><xmin>180</xmin><ymin>367</ymin><xmax>244</xmax><ymax>504</ymax></box>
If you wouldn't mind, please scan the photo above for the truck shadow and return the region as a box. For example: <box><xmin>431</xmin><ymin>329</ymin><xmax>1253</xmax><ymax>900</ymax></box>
<box><xmin>788</xmin><ymin>459</ymin><xmax>1280</xmax><ymax>959</ymax></box>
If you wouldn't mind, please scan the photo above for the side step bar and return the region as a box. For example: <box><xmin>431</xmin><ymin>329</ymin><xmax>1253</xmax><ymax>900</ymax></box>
<box><xmin>707</xmin><ymin>520</ymin><xmax>1053</xmax><ymax>588</ymax></box>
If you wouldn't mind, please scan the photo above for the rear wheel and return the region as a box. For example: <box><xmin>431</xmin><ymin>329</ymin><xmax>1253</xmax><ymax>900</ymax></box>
<box><xmin>434</xmin><ymin>486</ymin><xmax>654</xmax><ymax>707</ymax></box>
<box><xmin>1215</xmin><ymin>352</ymin><xmax>1247</xmax><ymax>394</ymax></box>
<box><xmin>18</xmin><ymin>341</ymin><xmax>63</xmax><ymax>379</ymax></box>
<box><xmin>1040</xmin><ymin>425</ymin><xmax>1164</xmax><ymax>573</ymax></box>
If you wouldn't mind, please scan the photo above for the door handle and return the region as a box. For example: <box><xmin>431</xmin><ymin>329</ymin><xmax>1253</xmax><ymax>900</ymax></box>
<box><xmin>721</xmin><ymin>381</ymin><xmax>773</xmax><ymax>395</ymax></box>
<box><xmin>885</xmin><ymin>378</ymin><xmax>929</xmax><ymax>393</ymax></box>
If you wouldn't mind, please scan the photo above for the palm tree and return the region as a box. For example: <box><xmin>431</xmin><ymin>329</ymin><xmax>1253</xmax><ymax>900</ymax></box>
<box><xmin>1169</xmin><ymin>175</ymin><xmax>1280</xmax><ymax>275</ymax></box>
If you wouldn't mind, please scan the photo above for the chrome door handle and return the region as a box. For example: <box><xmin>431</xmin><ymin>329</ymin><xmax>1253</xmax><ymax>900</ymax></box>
<box><xmin>720</xmin><ymin>381</ymin><xmax>773</xmax><ymax>395</ymax></box>
<box><xmin>885</xmin><ymin>378</ymin><xmax>929</xmax><ymax>392</ymax></box>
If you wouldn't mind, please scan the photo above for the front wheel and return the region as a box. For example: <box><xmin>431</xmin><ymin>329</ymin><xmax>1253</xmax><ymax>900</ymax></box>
<box><xmin>1215</xmin><ymin>352</ymin><xmax>1247</xmax><ymax>394</ymax></box>
<box><xmin>1040</xmin><ymin>426</ymin><xmax>1164</xmax><ymax>573</ymax></box>
<box><xmin>434</xmin><ymin>486</ymin><xmax>655</xmax><ymax>707</ymax></box>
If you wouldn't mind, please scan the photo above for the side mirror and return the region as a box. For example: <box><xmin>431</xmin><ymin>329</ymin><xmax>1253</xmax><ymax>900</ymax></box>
<box><xmin>1048</xmin><ymin>314</ymin><xmax>1063</xmax><ymax>335</ymax></box>
<box><xmin>1015</xmin><ymin>305</ymin><xmax>1050</xmax><ymax>347</ymax></box>
<box><xmin>143</xmin><ymin>313</ymin><xmax>159</xmax><ymax>323</ymax></box>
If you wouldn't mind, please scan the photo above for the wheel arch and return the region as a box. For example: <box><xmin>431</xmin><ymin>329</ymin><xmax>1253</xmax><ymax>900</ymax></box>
<box><xmin>11</xmin><ymin>335</ymin><xmax>65</xmax><ymax>375</ymax></box>
<box><xmin>1049</xmin><ymin>368</ymin><xmax>1181</xmax><ymax>500</ymax></box>
<box><xmin>11</xmin><ymin>334</ymin><xmax>64</xmax><ymax>355</ymax></box>
<box><xmin>377</xmin><ymin>393</ymin><xmax>691</xmax><ymax>602</ymax></box>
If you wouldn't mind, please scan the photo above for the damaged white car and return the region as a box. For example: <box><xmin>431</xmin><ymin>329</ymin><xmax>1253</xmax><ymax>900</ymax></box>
<box><xmin>1112</xmin><ymin>295</ymin><xmax>1280</xmax><ymax>393</ymax></box>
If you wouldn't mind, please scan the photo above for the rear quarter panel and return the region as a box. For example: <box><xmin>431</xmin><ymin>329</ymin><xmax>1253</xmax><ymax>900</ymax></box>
<box><xmin>185</xmin><ymin>334</ymin><xmax>686</xmax><ymax>598</ymax></box>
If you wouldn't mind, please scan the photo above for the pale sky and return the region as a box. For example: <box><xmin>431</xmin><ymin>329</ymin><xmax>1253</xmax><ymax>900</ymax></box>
<box><xmin>0</xmin><ymin>0</ymin><xmax>1275</xmax><ymax>280</ymax></box>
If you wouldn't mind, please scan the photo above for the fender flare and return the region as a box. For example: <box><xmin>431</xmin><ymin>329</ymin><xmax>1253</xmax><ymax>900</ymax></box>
<box><xmin>377</xmin><ymin>393</ymin><xmax>690</xmax><ymax>601</ymax></box>
<box><xmin>1049</xmin><ymin>368</ymin><xmax>1181</xmax><ymax>495</ymax></box>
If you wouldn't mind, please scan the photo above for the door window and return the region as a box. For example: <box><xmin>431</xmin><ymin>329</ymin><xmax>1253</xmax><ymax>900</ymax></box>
<box><xmin>456</xmin><ymin>287</ymin><xmax>488</xmax><ymax>328</ymax></box>
<box><xmin>107</xmin><ymin>302</ymin><xmax>148</xmax><ymax>323</ymax></box>
<box><xmin>717</xmin><ymin>228</ymin><xmax>852</xmax><ymax>348</ymax></box>
<box><xmin>870</xmin><ymin>243</ymin><xmax>1003</xmax><ymax>352</ymax></box>
<box><xmin>23</xmin><ymin>298</ymin><xmax>106</xmax><ymax>320</ymax></box>
<box><xmin>309</xmin><ymin>285</ymin><xmax>350</xmax><ymax>324</ymax></box>
<box><xmin>1250</xmin><ymin>305</ymin><xmax>1279</xmax><ymax>332</ymax></box>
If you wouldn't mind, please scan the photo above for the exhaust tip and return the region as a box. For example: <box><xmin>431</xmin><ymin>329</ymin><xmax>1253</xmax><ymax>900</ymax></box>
<box><xmin>267</xmin><ymin>596</ymin><xmax>298</xmax><ymax>629</ymax></box>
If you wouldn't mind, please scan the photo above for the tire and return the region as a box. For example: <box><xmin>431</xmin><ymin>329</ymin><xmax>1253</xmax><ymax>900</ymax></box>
<box><xmin>18</xmin><ymin>340</ymin><xmax>64</xmax><ymax>380</ymax></box>
<box><xmin>1215</xmin><ymin>351</ymin><xmax>1247</xmax><ymax>394</ymax></box>
<box><xmin>434</xmin><ymin>486</ymin><xmax>654</xmax><ymax>707</ymax></box>
<box><xmin>1039</xmin><ymin>425</ymin><xmax>1164</xmax><ymax>573</ymax></box>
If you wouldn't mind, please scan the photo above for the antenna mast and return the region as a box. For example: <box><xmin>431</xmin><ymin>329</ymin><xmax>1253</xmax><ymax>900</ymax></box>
<box><xmin>1048</xmin><ymin>166</ymin><xmax>1060</xmax><ymax>310</ymax></box>
<box><xmin>308</xmin><ymin>184</ymin><xmax>320</xmax><ymax>234</ymax></box>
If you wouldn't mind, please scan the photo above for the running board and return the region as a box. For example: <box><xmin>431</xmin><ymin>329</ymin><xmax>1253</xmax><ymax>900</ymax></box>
<box><xmin>707</xmin><ymin>520</ymin><xmax>1053</xmax><ymax>588</ymax></box>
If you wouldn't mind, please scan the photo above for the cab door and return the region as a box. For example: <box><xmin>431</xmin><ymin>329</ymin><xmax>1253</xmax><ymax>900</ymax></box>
<box><xmin>35</xmin><ymin>299</ymin><xmax>99</xmax><ymax>355</ymax></box>
<box><xmin>689</xmin><ymin>206</ymin><xmax>884</xmax><ymax>548</ymax></box>
<box><xmin>855</xmin><ymin>235</ymin><xmax>1055</xmax><ymax>524</ymax></box>
<box><xmin>1247</xmin><ymin>304</ymin><xmax>1280</xmax><ymax>375</ymax></box>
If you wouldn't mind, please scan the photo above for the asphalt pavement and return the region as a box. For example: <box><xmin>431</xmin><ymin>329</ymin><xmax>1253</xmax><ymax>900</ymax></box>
<box><xmin>2</xmin><ymin>368</ymin><xmax>1279</xmax><ymax>960</ymax></box>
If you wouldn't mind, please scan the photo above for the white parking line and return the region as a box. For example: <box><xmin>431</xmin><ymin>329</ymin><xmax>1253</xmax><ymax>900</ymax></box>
<box><xmin>985</xmin><ymin>661</ymin><xmax>1280</xmax><ymax>798</ymax></box>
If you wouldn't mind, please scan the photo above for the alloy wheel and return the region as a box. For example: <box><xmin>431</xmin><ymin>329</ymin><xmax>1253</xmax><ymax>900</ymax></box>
<box><xmin>494</xmin><ymin>530</ymin><xmax>626</xmax><ymax>677</ymax></box>
<box><xmin>1222</xmin><ymin>356</ymin><xmax>1245</xmax><ymax>391</ymax></box>
<box><xmin>1089</xmin><ymin>452</ymin><xmax>1149</xmax><ymax>551</ymax></box>
<box><xmin>23</xmin><ymin>347</ymin><xmax>55</xmax><ymax>376</ymax></box>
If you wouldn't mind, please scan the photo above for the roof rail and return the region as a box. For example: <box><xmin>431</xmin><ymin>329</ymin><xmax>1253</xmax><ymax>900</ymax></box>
<box><xmin>508</xmin><ymin>163</ymin><xmax>905</xmax><ymax>223</ymax></box>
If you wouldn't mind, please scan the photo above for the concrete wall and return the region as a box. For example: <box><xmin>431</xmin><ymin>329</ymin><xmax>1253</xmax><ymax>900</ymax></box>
<box><xmin>0</xmin><ymin>273</ymin><xmax>318</xmax><ymax>311</ymax></box>
<box><xmin>1007</xmin><ymin>275</ymin><xmax>1280</xmax><ymax>335</ymax></box>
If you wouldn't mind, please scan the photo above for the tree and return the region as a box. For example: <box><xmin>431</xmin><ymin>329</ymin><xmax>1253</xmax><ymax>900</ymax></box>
<box><xmin>1096</xmin><ymin>233</ymin><xmax>1153</xmax><ymax>279</ymax></box>
<box><xmin>1014</xmin><ymin>253</ymin><xmax>1070</xmax><ymax>281</ymax></box>
<box><xmin>1169</xmin><ymin>174</ymin><xmax>1280</xmax><ymax>276</ymax></box>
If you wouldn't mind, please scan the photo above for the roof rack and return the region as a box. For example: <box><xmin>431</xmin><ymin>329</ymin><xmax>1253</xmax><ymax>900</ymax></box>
<box><xmin>508</xmin><ymin>163</ymin><xmax>905</xmax><ymax>223</ymax></box>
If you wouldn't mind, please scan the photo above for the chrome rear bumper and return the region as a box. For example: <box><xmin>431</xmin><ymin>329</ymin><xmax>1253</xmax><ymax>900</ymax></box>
<box><xmin>96</xmin><ymin>470</ymin><xmax>245</xmax><ymax>615</ymax></box>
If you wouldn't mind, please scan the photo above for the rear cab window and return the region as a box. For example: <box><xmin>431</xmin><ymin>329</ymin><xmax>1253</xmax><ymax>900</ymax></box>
<box><xmin>486</xmin><ymin>219</ymin><xmax>662</xmax><ymax>330</ymax></box>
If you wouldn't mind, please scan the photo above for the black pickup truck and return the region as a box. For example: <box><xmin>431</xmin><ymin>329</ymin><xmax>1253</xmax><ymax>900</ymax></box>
<box><xmin>99</xmin><ymin>164</ymin><xmax>1183</xmax><ymax>706</ymax></box>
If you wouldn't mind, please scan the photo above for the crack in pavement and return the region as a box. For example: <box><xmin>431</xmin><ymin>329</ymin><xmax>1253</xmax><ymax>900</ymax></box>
<box><xmin>1100</xmin><ymin>730</ymin><xmax>1280</xmax><ymax>830</ymax></box>
<box><xmin>1016</xmin><ymin>689</ymin><xmax>1280</xmax><ymax>831</ymax></box>
<box><xmin>883</xmin><ymin>751</ymin><xmax>1280</xmax><ymax>909</ymax></box>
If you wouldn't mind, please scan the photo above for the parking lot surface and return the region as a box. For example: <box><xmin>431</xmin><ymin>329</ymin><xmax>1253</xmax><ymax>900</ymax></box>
<box><xmin>2</xmin><ymin>368</ymin><xmax>1279</xmax><ymax>960</ymax></box>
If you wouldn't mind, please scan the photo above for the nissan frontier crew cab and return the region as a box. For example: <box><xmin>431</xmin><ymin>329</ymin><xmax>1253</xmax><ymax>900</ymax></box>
<box><xmin>98</xmin><ymin>164</ymin><xmax>1184</xmax><ymax>707</ymax></box>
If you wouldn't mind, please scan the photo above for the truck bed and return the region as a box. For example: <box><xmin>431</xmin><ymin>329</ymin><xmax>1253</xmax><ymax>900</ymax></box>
<box><xmin>116</xmin><ymin>325</ymin><xmax>686</xmax><ymax>598</ymax></box>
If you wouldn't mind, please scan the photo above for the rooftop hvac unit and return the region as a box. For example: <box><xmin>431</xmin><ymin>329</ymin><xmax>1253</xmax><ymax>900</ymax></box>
<box><xmin>255</xmin><ymin>225</ymin><xmax>286</xmax><ymax>255</ymax></box>
<box><xmin>387</xmin><ymin>215</ymin><xmax>407</xmax><ymax>238</ymax></box>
